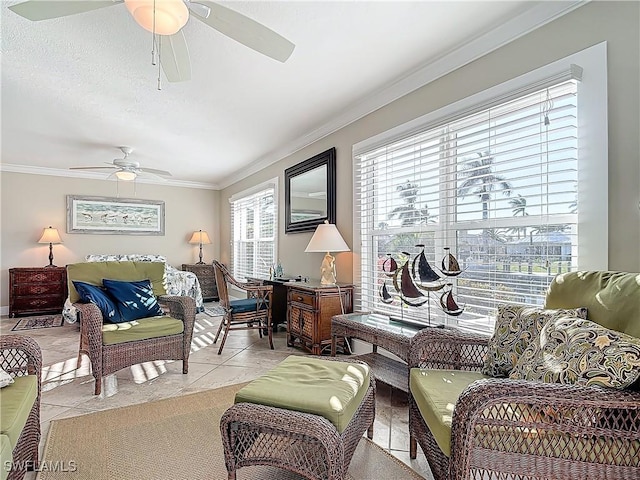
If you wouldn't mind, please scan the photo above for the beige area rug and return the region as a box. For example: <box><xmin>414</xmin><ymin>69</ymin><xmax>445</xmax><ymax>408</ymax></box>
<box><xmin>39</xmin><ymin>382</ymin><xmax>424</xmax><ymax>480</ymax></box>
<box><xmin>12</xmin><ymin>315</ymin><xmax>64</xmax><ymax>331</ymax></box>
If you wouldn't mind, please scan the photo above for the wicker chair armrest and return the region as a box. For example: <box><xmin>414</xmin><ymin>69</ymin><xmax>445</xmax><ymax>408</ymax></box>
<box><xmin>74</xmin><ymin>302</ymin><xmax>104</xmax><ymax>336</ymax></box>
<box><xmin>408</xmin><ymin>327</ymin><xmax>489</xmax><ymax>370</ymax></box>
<box><xmin>158</xmin><ymin>295</ymin><xmax>196</xmax><ymax>324</ymax></box>
<box><xmin>449</xmin><ymin>378</ymin><xmax>640</xmax><ymax>480</ymax></box>
<box><xmin>0</xmin><ymin>334</ymin><xmax>42</xmax><ymax>378</ymax></box>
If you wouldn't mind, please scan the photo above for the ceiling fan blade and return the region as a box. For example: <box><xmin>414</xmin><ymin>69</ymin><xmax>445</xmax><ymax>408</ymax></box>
<box><xmin>8</xmin><ymin>0</ymin><xmax>122</xmax><ymax>21</ymax></box>
<box><xmin>160</xmin><ymin>31</ymin><xmax>192</xmax><ymax>83</ymax></box>
<box><xmin>139</xmin><ymin>167</ymin><xmax>172</xmax><ymax>177</ymax></box>
<box><xmin>136</xmin><ymin>171</ymin><xmax>169</xmax><ymax>181</ymax></box>
<box><xmin>69</xmin><ymin>166</ymin><xmax>117</xmax><ymax>170</ymax></box>
<box><xmin>191</xmin><ymin>1</ymin><xmax>295</xmax><ymax>63</ymax></box>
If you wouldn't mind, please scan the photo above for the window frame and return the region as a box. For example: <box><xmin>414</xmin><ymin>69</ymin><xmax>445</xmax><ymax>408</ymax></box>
<box><xmin>352</xmin><ymin>43</ymin><xmax>608</xmax><ymax>333</ymax></box>
<box><xmin>229</xmin><ymin>178</ymin><xmax>278</xmax><ymax>282</ymax></box>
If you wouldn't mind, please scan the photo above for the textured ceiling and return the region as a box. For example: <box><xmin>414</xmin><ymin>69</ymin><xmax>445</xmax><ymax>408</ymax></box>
<box><xmin>1</xmin><ymin>1</ymin><xmax>571</xmax><ymax>188</ymax></box>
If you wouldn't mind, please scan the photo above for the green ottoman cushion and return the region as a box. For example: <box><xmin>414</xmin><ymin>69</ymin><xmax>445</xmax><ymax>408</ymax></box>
<box><xmin>410</xmin><ymin>368</ymin><xmax>490</xmax><ymax>457</ymax></box>
<box><xmin>102</xmin><ymin>316</ymin><xmax>184</xmax><ymax>345</ymax></box>
<box><xmin>0</xmin><ymin>376</ymin><xmax>38</xmax><ymax>450</ymax></box>
<box><xmin>0</xmin><ymin>434</ymin><xmax>11</xmax><ymax>480</ymax></box>
<box><xmin>235</xmin><ymin>356</ymin><xmax>370</xmax><ymax>433</ymax></box>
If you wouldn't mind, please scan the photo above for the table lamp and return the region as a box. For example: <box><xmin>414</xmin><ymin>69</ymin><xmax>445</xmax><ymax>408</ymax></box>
<box><xmin>305</xmin><ymin>221</ymin><xmax>350</xmax><ymax>285</ymax></box>
<box><xmin>189</xmin><ymin>229</ymin><xmax>211</xmax><ymax>264</ymax></box>
<box><xmin>38</xmin><ymin>226</ymin><xmax>62</xmax><ymax>267</ymax></box>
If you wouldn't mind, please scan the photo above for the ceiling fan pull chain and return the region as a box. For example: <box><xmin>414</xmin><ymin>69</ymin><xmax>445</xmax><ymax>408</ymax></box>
<box><xmin>157</xmin><ymin>34</ymin><xmax>162</xmax><ymax>91</ymax></box>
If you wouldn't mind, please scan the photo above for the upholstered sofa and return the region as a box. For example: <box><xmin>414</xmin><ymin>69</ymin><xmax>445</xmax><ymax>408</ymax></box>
<box><xmin>67</xmin><ymin>261</ymin><xmax>196</xmax><ymax>395</ymax></box>
<box><xmin>63</xmin><ymin>254</ymin><xmax>204</xmax><ymax>322</ymax></box>
<box><xmin>408</xmin><ymin>271</ymin><xmax>640</xmax><ymax>480</ymax></box>
<box><xmin>0</xmin><ymin>335</ymin><xmax>41</xmax><ymax>480</ymax></box>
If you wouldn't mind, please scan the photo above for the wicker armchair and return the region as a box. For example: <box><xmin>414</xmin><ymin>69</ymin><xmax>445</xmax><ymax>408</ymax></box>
<box><xmin>213</xmin><ymin>260</ymin><xmax>273</xmax><ymax>355</ymax></box>
<box><xmin>67</xmin><ymin>261</ymin><xmax>197</xmax><ymax>395</ymax></box>
<box><xmin>409</xmin><ymin>271</ymin><xmax>640</xmax><ymax>480</ymax></box>
<box><xmin>0</xmin><ymin>335</ymin><xmax>41</xmax><ymax>480</ymax></box>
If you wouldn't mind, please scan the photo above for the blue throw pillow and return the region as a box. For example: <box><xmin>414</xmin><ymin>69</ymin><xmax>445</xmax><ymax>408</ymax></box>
<box><xmin>102</xmin><ymin>278</ymin><xmax>164</xmax><ymax>322</ymax></box>
<box><xmin>72</xmin><ymin>281</ymin><xmax>125</xmax><ymax>323</ymax></box>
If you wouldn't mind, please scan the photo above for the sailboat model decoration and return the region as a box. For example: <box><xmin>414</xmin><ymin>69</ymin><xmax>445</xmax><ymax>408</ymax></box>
<box><xmin>379</xmin><ymin>245</ymin><xmax>465</xmax><ymax>321</ymax></box>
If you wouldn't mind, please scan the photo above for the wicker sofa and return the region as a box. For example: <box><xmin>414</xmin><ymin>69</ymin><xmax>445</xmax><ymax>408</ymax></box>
<box><xmin>67</xmin><ymin>261</ymin><xmax>196</xmax><ymax>395</ymax></box>
<box><xmin>0</xmin><ymin>335</ymin><xmax>41</xmax><ymax>480</ymax></box>
<box><xmin>408</xmin><ymin>271</ymin><xmax>640</xmax><ymax>480</ymax></box>
<box><xmin>63</xmin><ymin>254</ymin><xmax>204</xmax><ymax>322</ymax></box>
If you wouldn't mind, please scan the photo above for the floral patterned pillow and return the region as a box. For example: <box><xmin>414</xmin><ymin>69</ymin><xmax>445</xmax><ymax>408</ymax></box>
<box><xmin>482</xmin><ymin>305</ymin><xmax>588</xmax><ymax>378</ymax></box>
<box><xmin>509</xmin><ymin>317</ymin><xmax>640</xmax><ymax>389</ymax></box>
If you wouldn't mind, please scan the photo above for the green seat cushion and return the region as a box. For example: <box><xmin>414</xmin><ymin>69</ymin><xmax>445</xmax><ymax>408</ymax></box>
<box><xmin>410</xmin><ymin>368</ymin><xmax>490</xmax><ymax>457</ymax></box>
<box><xmin>235</xmin><ymin>356</ymin><xmax>370</xmax><ymax>433</ymax></box>
<box><xmin>0</xmin><ymin>375</ymin><xmax>38</xmax><ymax>450</ymax></box>
<box><xmin>545</xmin><ymin>271</ymin><xmax>640</xmax><ymax>338</ymax></box>
<box><xmin>1</xmin><ymin>434</ymin><xmax>12</xmax><ymax>480</ymax></box>
<box><xmin>102</xmin><ymin>316</ymin><xmax>184</xmax><ymax>345</ymax></box>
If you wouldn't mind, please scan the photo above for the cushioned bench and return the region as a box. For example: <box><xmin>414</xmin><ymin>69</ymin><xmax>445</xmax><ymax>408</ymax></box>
<box><xmin>220</xmin><ymin>356</ymin><xmax>376</xmax><ymax>480</ymax></box>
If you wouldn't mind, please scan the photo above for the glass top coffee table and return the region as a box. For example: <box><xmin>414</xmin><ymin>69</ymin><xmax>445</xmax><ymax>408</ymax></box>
<box><xmin>331</xmin><ymin>312</ymin><xmax>424</xmax><ymax>392</ymax></box>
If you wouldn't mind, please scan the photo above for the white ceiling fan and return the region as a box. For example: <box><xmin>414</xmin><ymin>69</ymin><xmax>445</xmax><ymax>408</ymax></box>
<box><xmin>70</xmin><ymin>146</ymin><xmax>172</xmax><ymax>181</ymax></box>
<box><xmin>8</xmin><ymin>0</ymin><xmax>295</xmax><ymax>83</ymax></box>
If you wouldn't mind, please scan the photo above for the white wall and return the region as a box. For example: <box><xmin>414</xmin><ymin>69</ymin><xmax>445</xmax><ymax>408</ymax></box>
<box><xmin>0</xmin><ymin>172</ymin><xmax>219</xmax><ymax>309</ymax></box>
<box><xmin>219</xmin><ymin>1</ymin><xmax>640</xmax><ymax>281</ymax></box>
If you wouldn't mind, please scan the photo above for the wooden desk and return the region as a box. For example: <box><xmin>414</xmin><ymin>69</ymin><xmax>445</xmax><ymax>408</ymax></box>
<box><xmin>331</xmin><ymin>312</ymin><xmax>422</xmax><ymax>392</ymax></box>
<box><xmin>287</xmin><ymin>282</ymin><xmax>353</xmax><ymax>355</ymax></box>
<box><xmin>246</xmin><ymin>277</ymin><xmax>289</xmax><ymax>331</ymax></box>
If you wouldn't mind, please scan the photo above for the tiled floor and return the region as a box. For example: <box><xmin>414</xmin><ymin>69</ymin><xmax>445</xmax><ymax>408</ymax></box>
<box><xmin>2</xmin><ymin>307</ymin><xmax>433</xmax><ymax>479</ymax></box>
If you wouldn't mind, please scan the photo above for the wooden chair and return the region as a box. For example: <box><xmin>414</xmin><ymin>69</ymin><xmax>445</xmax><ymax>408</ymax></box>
<box><xmin>212</xmin><ymin>260</ymin><xmax>273</xmax><ymax>355</ymax></box>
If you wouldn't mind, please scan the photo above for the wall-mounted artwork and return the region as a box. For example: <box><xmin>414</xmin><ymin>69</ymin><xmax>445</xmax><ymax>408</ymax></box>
<box><xmin>66</xmin><ymin>195</ymin><xmax>165</xmax><ymax>235</ymax></box>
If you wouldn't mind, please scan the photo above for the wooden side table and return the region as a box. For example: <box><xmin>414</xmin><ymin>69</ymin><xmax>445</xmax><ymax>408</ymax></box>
<box><xmin>286</xmin><ymin>281</ymin><xmax>353</xmax><ymax>355</ymax></box>
<box><xmin>182</xmin><ymin>264</ymin><xmax>219</xmax><ymax>301</ymax></box>
<box><xmin>9</xmin><ymin>266</ymin><xmax>68</xmax><ymax>317</ymax></box>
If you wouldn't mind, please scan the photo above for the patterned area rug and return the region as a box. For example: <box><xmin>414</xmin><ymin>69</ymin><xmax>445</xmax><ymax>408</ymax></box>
<box><xmin>203</xmin><ymin>304</ymin><xmax>225</xmax><ymax>317</ymax></box>
<box><xmin>12</xmin><ymin>315</ymin><xmax>64</xmax><ymax>331</ymax></box>
<box><xmin>40</xmin><ymin>382</ymin><xmax>425</xmax><ymax>480</ymax></box>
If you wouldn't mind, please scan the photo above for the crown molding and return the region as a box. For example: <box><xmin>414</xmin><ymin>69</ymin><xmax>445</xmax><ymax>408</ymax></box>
<box><xmin>218</xmin><ymin>0</ymin><xmax>586</xmax><ymax>189</ymax></box>
<box><xmin>0</xmin><ymin>163</ymin><xmax>218</xmax><ymax>190</ymax></box>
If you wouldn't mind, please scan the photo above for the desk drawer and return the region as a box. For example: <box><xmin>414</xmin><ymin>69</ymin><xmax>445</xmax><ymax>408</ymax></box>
<box><xmin>289</xmin><ymin>290</ymin><xmax>315</xmax><ymax>308</ymax></box>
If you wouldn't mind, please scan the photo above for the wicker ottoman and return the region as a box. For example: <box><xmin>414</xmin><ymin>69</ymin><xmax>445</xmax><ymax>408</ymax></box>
<box><xmin>220</xmin><ymin>356</ymin><xmax>376</xmax><ymax>480</ymax></box>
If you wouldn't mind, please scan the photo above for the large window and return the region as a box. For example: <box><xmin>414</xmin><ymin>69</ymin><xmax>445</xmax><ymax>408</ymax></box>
<box><xmin>230</xmin><ymin>180</ymin><xmax>277</xmax><ymax>281</ymax></box>
<box><xmin>353</xmin><ymin>45</ymin><xmax>607</xmax><ymax>333</ymax></box>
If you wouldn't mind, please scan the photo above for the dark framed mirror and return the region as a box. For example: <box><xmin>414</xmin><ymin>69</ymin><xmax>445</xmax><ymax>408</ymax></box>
<box><xmin>285</xmin><ymin>147</ymin><xmax>336</xmax><ymax>233</ymax></box>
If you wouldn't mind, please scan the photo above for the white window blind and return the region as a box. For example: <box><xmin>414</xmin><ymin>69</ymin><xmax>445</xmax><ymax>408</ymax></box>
<box><xmin>230</xmin><ymin>183</ymin><xmax>277</xmax><ymax>281</ymax></box>
<box><xmin>354</xmin><ymin>45</ymin><xmax>607</xmax><ymax>334</ymax></box>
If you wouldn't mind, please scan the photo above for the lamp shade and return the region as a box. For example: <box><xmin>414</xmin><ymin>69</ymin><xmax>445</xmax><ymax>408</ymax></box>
<box><xmin>189</xmin><ymin>230</ymin><xmax>211</xmax><ymax>245</ymax></box>
<box><xmin>38</xmin><ymin>227</ymin><xmax>62</xmax><ymax>245</ymax></box>
<box><xmin>305</xmin><ymin>221</ymin><xmax>349</xmax><ymax>253</ymax></box>
<box><xmin>124</xmin><ymin>0</ymin><xmax>189</xmax><ymax>36</ymax></box>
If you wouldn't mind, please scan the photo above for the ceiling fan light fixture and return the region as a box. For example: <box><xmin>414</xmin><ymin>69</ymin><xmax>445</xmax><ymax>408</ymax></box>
<box><xmin>125</xmin><ymin>0</ymin><xmax>189</xmax><ymax>36</ymax></box>
<box><xmin>115</xmin><ymin>170</ymin><xmax>137</xmax><ymax>181</ymax></box>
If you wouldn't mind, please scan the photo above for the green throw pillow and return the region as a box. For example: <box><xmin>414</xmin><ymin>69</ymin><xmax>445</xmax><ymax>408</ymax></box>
<box><xmin>482</xmin><ymin>305</ymin><xmax>588</xmax><ymax>377</ymax></box>
<box><xmin>509</xmin><ymin>317</ymin><xmax>640</xmax><ymax>389</ymax></box>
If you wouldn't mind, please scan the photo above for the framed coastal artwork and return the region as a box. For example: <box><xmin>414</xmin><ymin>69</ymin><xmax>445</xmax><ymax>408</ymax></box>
<box><xmin>66</xmin><ymin>195</ymin><xmax>165</xmax><ymax>235</ymax></box>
